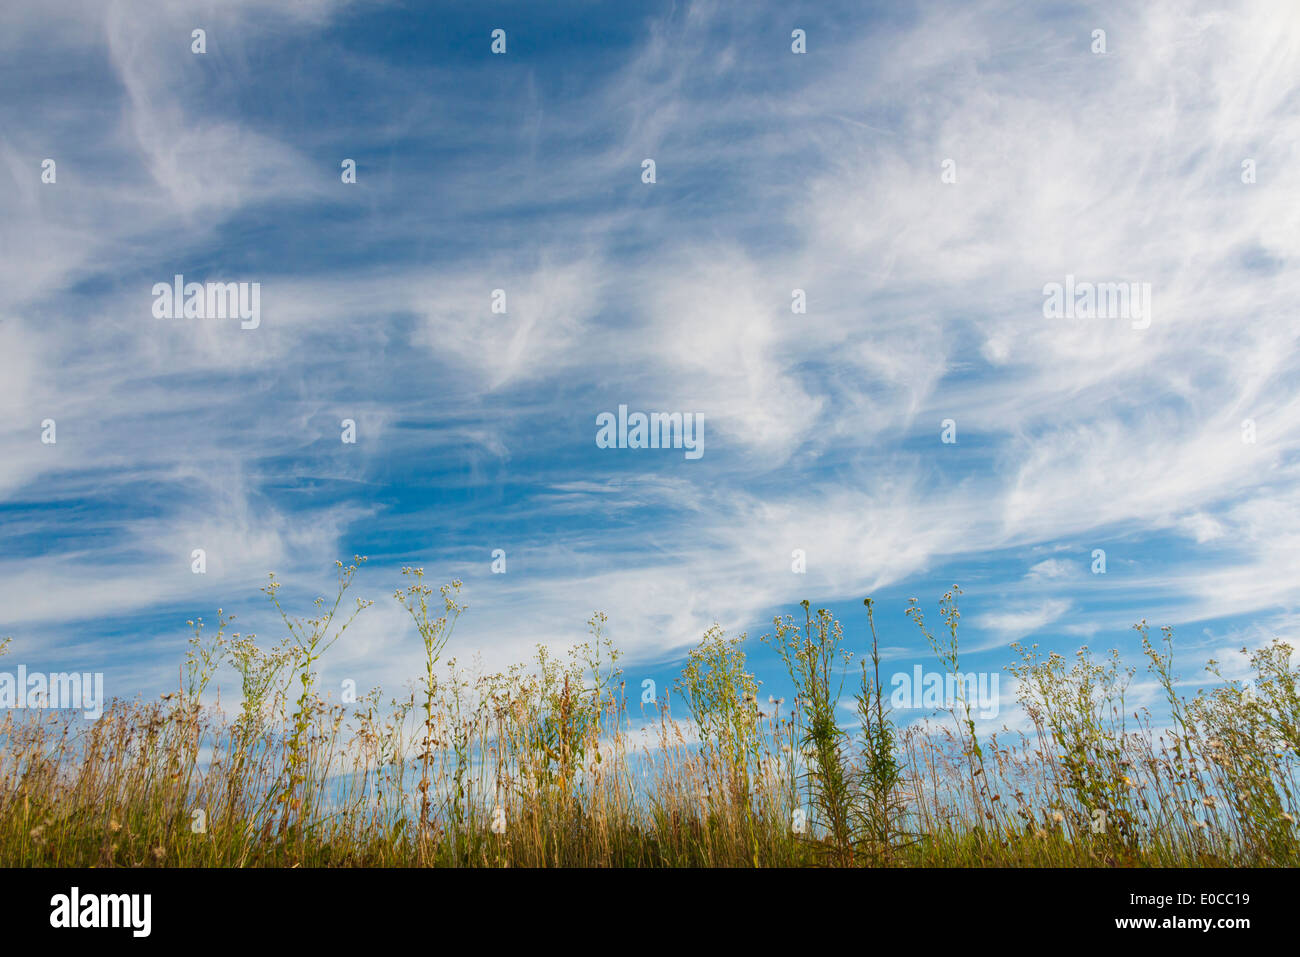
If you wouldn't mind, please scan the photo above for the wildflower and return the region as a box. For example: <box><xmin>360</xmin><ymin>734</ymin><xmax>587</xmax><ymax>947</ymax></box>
<box><xmin>1051</xmin><ymin>811</ymin><xmax>1064</xmax><ymax>823</ymax></box>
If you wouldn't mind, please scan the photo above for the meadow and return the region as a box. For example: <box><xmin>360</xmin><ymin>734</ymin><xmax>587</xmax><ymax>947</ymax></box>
<box><xmin>2</xmin><ymin>559</ymin><xmax>1296</xmax><ymax>868</ymax></box>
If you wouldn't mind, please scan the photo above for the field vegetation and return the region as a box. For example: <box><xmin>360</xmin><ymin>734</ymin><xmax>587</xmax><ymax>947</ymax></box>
<box><xmin>2</xmin><ymin>561</ymin><xmax>1296</xmax><ymax>867</ymax></box>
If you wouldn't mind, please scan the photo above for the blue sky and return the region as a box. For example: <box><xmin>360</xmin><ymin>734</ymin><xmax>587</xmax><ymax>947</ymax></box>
<box><xmin>1</xmin><ymin>0</ymin><xmax>1298</xmax><ymax>736</ymax></box>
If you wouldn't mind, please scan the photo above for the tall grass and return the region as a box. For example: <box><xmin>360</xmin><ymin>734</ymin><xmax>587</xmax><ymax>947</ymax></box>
<box><xmin>1</xmin><ymin>563</ymin><xmax>1296</xmax><ymax>867</ymax></box>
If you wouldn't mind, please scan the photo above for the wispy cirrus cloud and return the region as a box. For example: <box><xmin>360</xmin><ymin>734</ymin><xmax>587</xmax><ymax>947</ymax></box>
<box><xmin>0</xmin><ymin>0</ymin><xmax>1296</xmax><ymax>715</ymax></box>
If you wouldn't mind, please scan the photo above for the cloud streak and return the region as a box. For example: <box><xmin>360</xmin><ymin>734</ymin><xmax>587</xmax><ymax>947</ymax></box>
<box><xmin>1</xmin><ymin>0</ymin><xmax>1296</xmax><ymax>713</ymax></box>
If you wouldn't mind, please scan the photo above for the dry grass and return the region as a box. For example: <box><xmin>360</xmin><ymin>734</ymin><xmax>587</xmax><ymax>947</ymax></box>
<box><xmin>2</xmin><ymin>562</ymin><xmax>1296</xmax><ymax>867</ymax></box>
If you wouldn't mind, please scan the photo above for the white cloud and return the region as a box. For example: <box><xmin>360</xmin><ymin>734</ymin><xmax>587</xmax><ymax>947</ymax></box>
<box><xmin>1</xmin><ymin>0</ymin><xmax>1298</xmax><ymax>709</ymax></box>
<box><xmin>973</xmin><ymin>599</ymin><xmax>1073</xmax><ymax>640</ymax></box>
